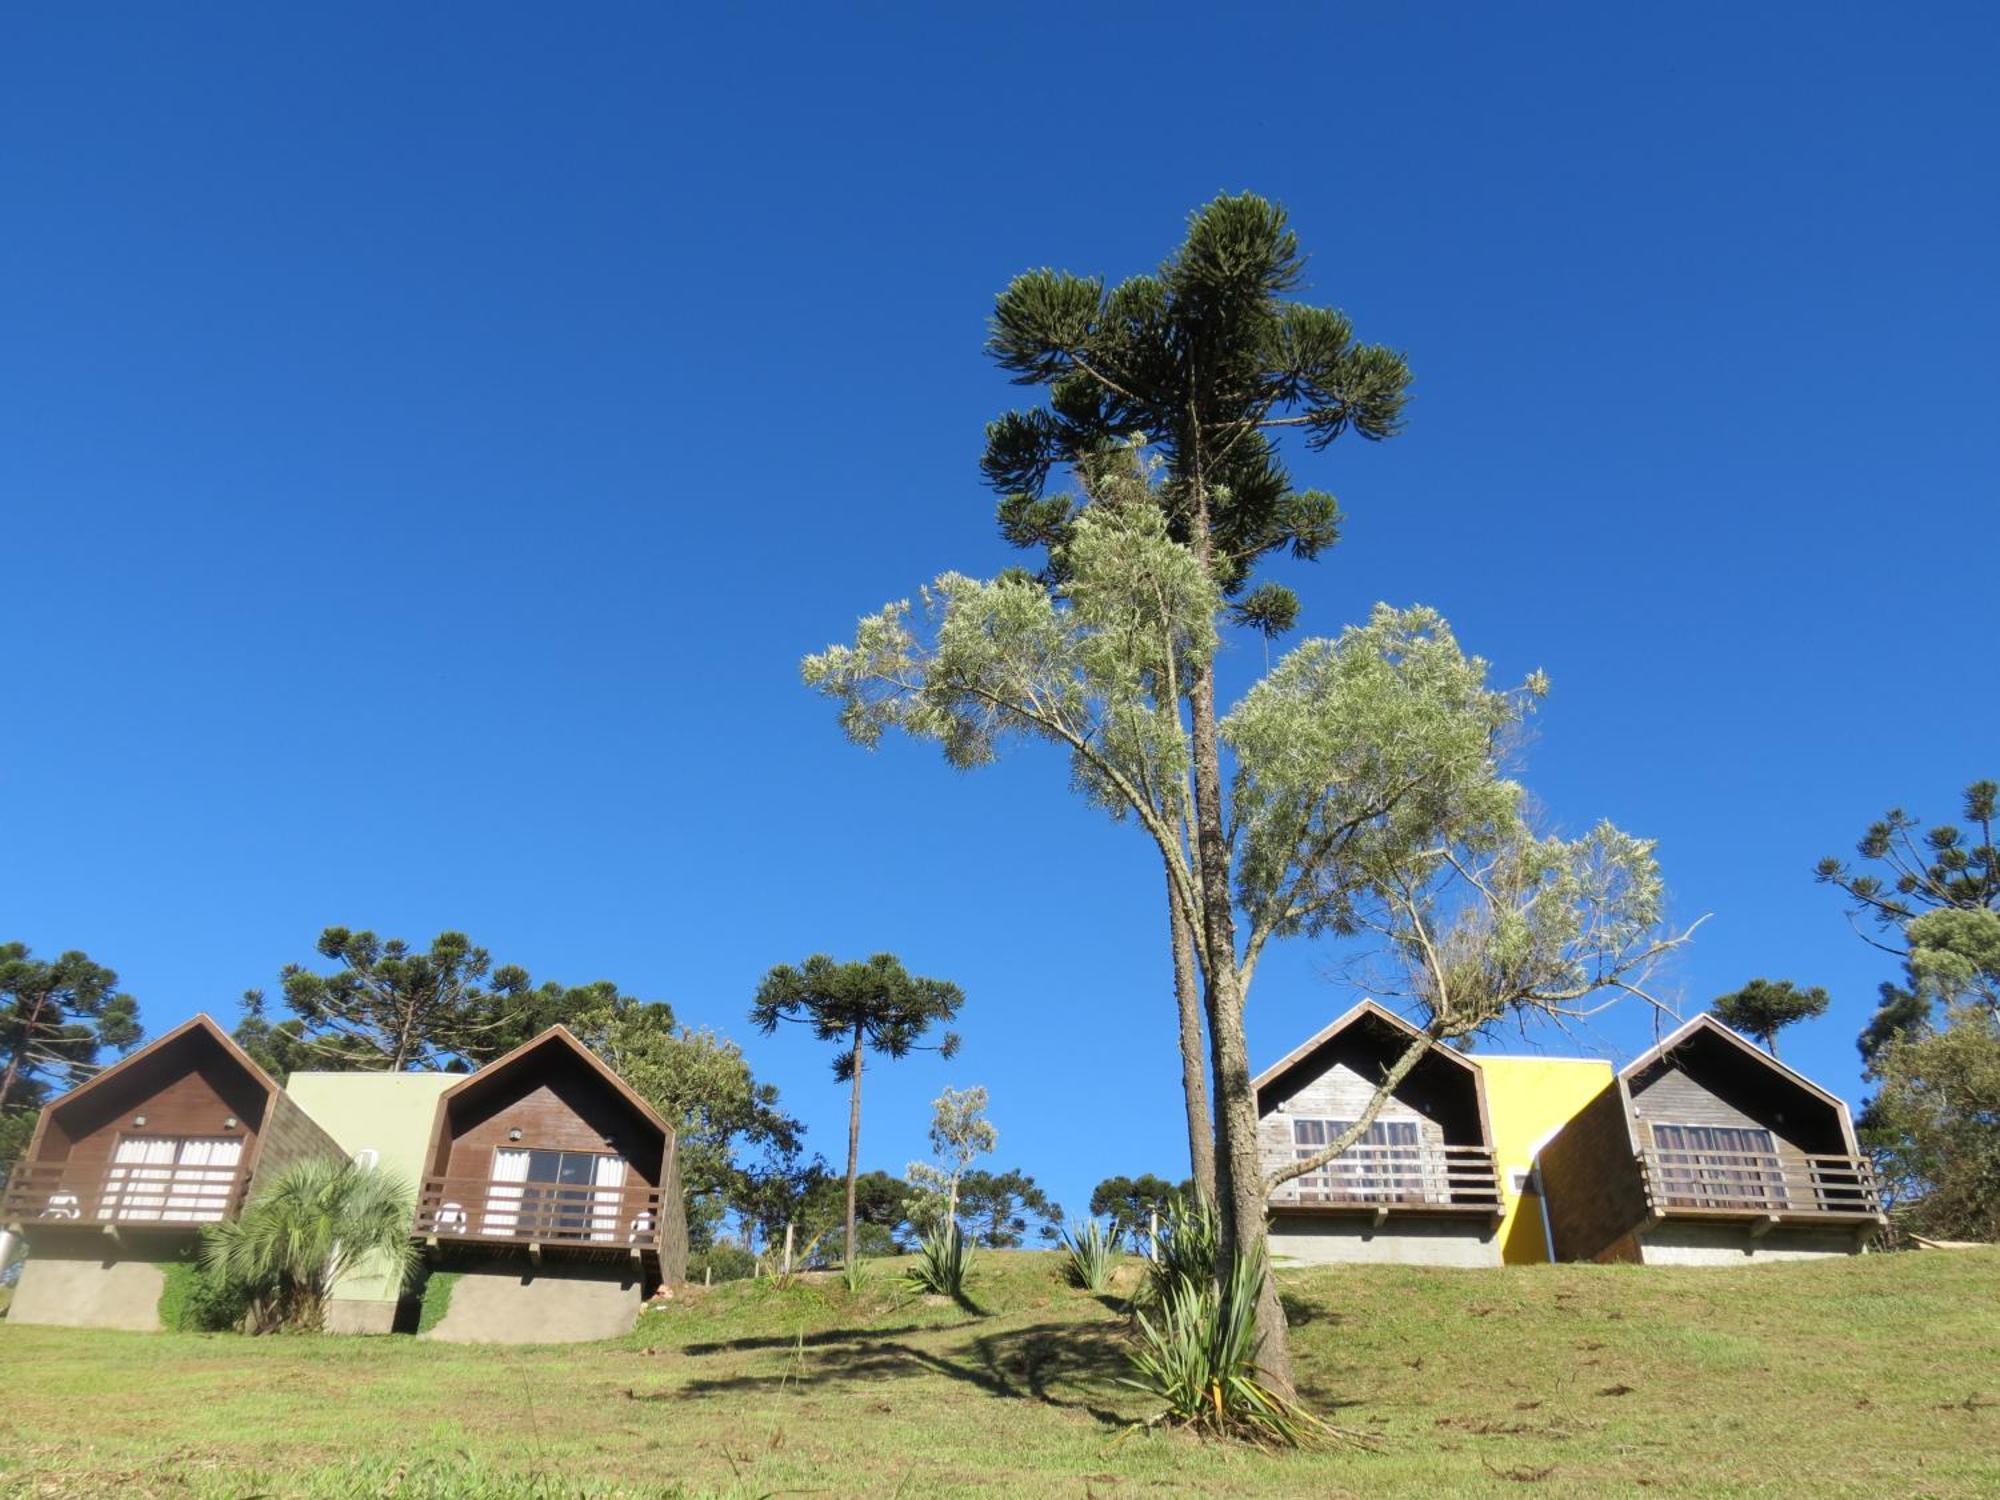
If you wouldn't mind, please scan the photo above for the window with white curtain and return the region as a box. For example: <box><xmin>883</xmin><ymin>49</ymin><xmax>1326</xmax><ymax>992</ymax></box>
<box><xmin>99</xmin><ymin>1137</ymin><xmax>243</xmax><ymax>1223</ymax></box>
<box><xmin>479</xmin><ymin>1147</ymin><xmax>632</xmax><ymax>1241</ymax></box>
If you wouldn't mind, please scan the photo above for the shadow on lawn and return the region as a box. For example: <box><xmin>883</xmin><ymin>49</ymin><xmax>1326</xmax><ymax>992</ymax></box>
<box><xmin>676</xmin><ymin>1317</ymin><xmax>1134</xmax><ymax>1428</ymax></box>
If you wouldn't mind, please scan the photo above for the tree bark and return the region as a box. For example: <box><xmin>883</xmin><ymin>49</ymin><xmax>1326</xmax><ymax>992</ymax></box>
<box><xmin>1166</xmin><ymin>864</ymin><xmax>1217</xmax><ymax>1201</ymax></box>
<box><xmin>843</xmin><ymin>1023</ymin><xmax>864</xmax><ymax>1268</ymax></box>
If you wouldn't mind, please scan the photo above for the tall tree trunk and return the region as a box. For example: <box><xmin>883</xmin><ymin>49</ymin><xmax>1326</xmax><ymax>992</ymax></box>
<box><xmin>843</xmin><ymin>1023</ymin><xmax>864</xmax><ymax>1268</ymax></box>
<box><xmin>1165</xmin><ymin>866</ymin><xmax>1217</xmax><ymax>1201</ymax></box>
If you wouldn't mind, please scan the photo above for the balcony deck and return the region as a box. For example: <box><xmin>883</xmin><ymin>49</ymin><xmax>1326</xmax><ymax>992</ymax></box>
<box><xmin>1267</xmin><ymin>1142</ymin><xmax>1503</xmax><ymax>1217</ymax></box>
<box><xmin>3</xmin><ymin>1159</ymin><xmax>250</xmax><ymax>1231</ymax></box>
<box><xmin>1638</xmin><ymin>1148</ymin><xmax>1885</xmax><ymax>1225</ymax></box>
<box><xmin>415</xmin><ymin>1175</ymin><xmax>667</xmax><ymax>1261</ymax></box>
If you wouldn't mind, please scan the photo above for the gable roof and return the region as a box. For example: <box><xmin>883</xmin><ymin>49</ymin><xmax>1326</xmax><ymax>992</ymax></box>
<box><xmin>1619</xmin><ymin>1012</ymin><xmax>1849</xmax><ymax>1115</ymax></box>
<box><xmin>436</xmin><ymin>1024</ymin><xmax>673</xmax><ymax>1140</ymax></box>
<box><xmin>1252</xmin><ymin>998</ymin><xmax>1481</xmax><ymax>1096</ymax></box>
<box><xmin>39</xmin><ymin>1012</ymin><xmax>279</xmax><ymax>1118</ymax></box>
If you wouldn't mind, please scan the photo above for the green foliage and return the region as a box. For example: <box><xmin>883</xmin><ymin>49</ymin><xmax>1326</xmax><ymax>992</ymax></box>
<box><xmin>1059</xmin><ymin>1218</ymin><xmax>1115</xmax><ymax>1292</ymax></box>
<box><xmin>1710</xmin><ymin>978</ymin><xmax>1831</xmax><ymax>1056</ymax></box>
<box><xmin>0</xmin><ymin>942</ymin><xmax>142</xmax><ymax>1114</ymax></box>
<box><xmin>906</xmin><ymin>1219</ymin><xmax>975</xmax><ymax>1300</ymax></box>
<box><xmin>1087</xmin><ymin>1174</ymin><xmax>1187</xmax><ymax>1250</ymax></box>
<box><xmin>956</xmin><ymin>1168</ymin><xmax>1062</xmax><ymax>1248</ymax></box>
<box><xmin>0</xmin><ymin>1106</ymin><xmax>37</xmax><ymax>1180</ymax></box>
<box><xmin>1124</xmin><ymin>1240</ymin><xmax>1328</xmax><ymax>1447</ymax></box>
<box><xmin>1139</xmin><ymin>1191</ymin><xmax>1220</xmax><ymax>1310</ymax></box>
<box><xmin>1865</xmin><ymin>1003</ymin><xmax>2000</xmax><ymax>1242</ymax></box>
<box><xmin>157</xmin><ymin>1258</ymin><xmax>253</xmax><ymax>1332</ymax></box>
<box><xmin>416</xmin><ymin>1269</ymin><xmax>462</xmax><ymax>1335</ymax></box>
<box><xmin>1818</xmin><ymin>778</ymin><xmax>1999</xmax><ymax>1060</ymax></box>
<box><xmin>839</xmin><ymin>1255</ymin><xmax>871</xmax><ymax>1297</ymax></box>
<box><xmin>234</xmin><ymin>927</ymin><xmax>542</xmax><ymax>1075</ymax></box>
<box><xmin>201</xmin><ymin>1158</ymin><xmax>421</xmax><ymax>1332</ymax></box>
<box><xmin>904</xmin><ymin>1085</ymin><xmax>997</xmax><ymax>1229</ymax></box>
<box><xmin>686</xmin><ymin>1242</ymin><xmax>757</xmax><ymax>1284</ymax></box>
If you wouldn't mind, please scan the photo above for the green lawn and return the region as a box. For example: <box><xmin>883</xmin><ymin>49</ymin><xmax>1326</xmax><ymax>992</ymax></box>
<box><xmin>2</xmin><ymin>1248</ymin><xmax>1996</xmax><ymax>1498</ymax></box>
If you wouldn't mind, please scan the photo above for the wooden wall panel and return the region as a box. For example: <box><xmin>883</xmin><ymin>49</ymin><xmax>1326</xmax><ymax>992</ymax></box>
<box><xmin>253</xmin><ymin>1091</ymin><xmax>345</xmax><ymax>1184</ymax></box>
<box><xmin>1538</xmin><ymin>1081</ymin><xmax>1649</xmax><ymax>1262</ymax></box>
<box><xmin>48</xmin><ymin>1053</ymin><xmax>268</xmax><ymax>1170</ymax></box>
<box><xmin>440</xmin><ymin>1054</ymin><xmax>666</xmax><ymax>1188</ymax></box>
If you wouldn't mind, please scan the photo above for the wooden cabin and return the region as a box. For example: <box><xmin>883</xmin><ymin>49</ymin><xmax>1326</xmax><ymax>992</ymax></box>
<box><xmin>1538</xmin><ymin>1014</ymin><xmax>1885</xmax><ymax>1264</ymax></box>
<box><xmin>408</xmin><ymin>1025</ymin><xmax>686</xmax><ymax>1341</ymax></box>
<box><xmin>1</xmin><ymin>1014</ymin><xmax>341</xmax><ymax>1328</ymax></box>
<box><xmin>1257</xmin><ymin>1001</ymin><xmax>1504</xmax><ymax>1267</ymax></box>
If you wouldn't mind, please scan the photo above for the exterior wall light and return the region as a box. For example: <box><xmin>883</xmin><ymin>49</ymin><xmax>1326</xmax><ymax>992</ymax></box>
<box><xmin>507</xmin><ymin>1128</ymin><xmax>524</xmax><ymax>1142</ymax></box>
<box><xmin>224</xmin><ymin>1117</ymin><xmax>239</xmax><ymax>1130</ymax></box>
<box><xmin>133</xmin><ymin>1115</ymin><xmax>148</xmax><ymax>1128</ymax></box>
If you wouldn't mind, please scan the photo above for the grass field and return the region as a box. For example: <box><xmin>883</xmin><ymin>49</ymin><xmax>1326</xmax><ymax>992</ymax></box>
<box><xmin>2</xmin><ymin>1248</ymin><xmax>1996</xmax><ymax>1498</ymax></box>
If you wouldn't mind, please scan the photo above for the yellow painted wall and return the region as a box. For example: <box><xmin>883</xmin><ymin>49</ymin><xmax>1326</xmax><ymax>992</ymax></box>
<box><xmin>1472</xmin><ymin>1055</ymin><xmax>1617</xmax><ymax>1264</ymax></box>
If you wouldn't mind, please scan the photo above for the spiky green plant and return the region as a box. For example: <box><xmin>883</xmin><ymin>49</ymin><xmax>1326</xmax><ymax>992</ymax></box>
<box><xmin>840</xmin><ymin>1254</ymin><xmax>871</xmax><ymax>1297</ymax></box>
<box><xmin>200</xmin><ymin>1158</ymin><xmax>420</xmax><ymax>1332</ymax></box>
<box><xmin>905</xmin><ymin>1219</ymin><xmax>974</xmax><ymax>1299</ymax></box>
<box><xmin>1060</xmin><ymin>1217</ymin><xmax>1115</xmax><ymax>1292</ymax></box>
<box><xmin>1123</xmin><ymin>1240</ymin><xmax>1329</xmax><ymax>1447</ymax></box>
<box><xmin>1139</xmin><ymin>1190</ymin><xmax>1219</xmax><ymax>1308</ymax></box>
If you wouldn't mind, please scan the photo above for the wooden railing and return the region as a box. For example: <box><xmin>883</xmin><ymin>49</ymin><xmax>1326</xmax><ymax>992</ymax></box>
<box><xmin>415</xmin><ymin>1175</ymin><xmax>666</xmax><ymax>1250</ymax></box>
<box><xmin>1639</xmin><ymin>1148</ymin><xmax>1882</xmax><ymax>1217</ymax></box>
<box><xmin>2</xmin><ymin>1159</ymin><xmax>250</xmax><ymax>1228</ymax></box>
<box><xmin>1268</xmin><ymin>1142</ymin><xmax>1502</xmax><ymax>1211</ymax></box>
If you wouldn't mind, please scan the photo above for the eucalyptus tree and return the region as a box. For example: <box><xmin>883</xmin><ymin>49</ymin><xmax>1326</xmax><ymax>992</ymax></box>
<box><xmin>982</xmin><ymin>193</ymin><xmax>1413</xmax><ymax>1202</ymax></box>
<box><xmin>749</xmin><ymin>953</ymin><xmax>963</xmax><ymax>1269</ymax></box>
<box><xmin>904</xmin><ymin>1085</ymin><xmax>996</xmax><ymax>1226</ymax></box>
<box><xmin>0</xmin><ymin>943</ymin><xmax>142</xmax><ymax>1114</ymax></box>
<box><xmin>805</xmin><ymin>504</ymin><xmax>1692</xmax><ymax>1388</ymax></box>
<box><xmin>1710</xmin><ymin>978</ymin><xmax>1831</xmax><ymax>1058</ymax></box>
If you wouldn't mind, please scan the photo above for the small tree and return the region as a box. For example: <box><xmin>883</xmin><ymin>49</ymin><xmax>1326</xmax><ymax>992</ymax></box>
<box><xmin>1710</xmin><ymin>979</ymin><xmax>1831</xmax><ymax>1058</ymax></box>
<box><xmin>235</xmin><ymin>928</ymin><xmax>538</xmax><ymax>1074</ymax></box>
<box><xmin>200</xmin><ymin>1159</ymin><xmax>420</xmax><ymax>1332</ymax></box>
<box><xmin>905</xmin><ymin>1085</ymin><xmax>996</xmax><ymax>1227</ymax></box>
<box><xmin>0</xmin><ymin>943</ymin><xmax>142</xmax><ymax>1114</ymax></box>
<box><xmin>1865</xmin><ymin>1002</ymin><xmax>2000</xmax><ymax>1241</ymax></box>
<box><xmin>749</xmin><ymin>954</ymin><xmax>963</xmax><ymax>1269</ymax></box>
<box><xmin>1089</xmin><ymin>1173</ymin><xmax>1188</xmax><ymax>1251</ymax></box>
<box><xmin>957</xmin><ymin>1168</ymin><xmax>1062</xmax><ymax>1248</ymax></box>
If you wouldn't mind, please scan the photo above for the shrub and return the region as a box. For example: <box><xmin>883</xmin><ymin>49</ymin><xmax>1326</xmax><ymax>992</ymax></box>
<box><xmin>1123</xmin><ymin>1239</ymin><xmax>1326</xmax><ymax>1447</ymax></box>
<box><xmin>905</xmin><ymin>1219</ymin><xmax>974</xmax><ymax>1299</ymax></box>
<box><xmin>687</xmin><ymin>1243</ymin><xmax>758</xmax><ymax>1284</ymax></box>
<box><xmin>158</xmin><ymin>1259</ymin><xmax>254</xmax><ymax>1332</ymax></box>
<box><xmin>1060</xmin><ymin>1217</ymin><xmax>1115</xmax><ymax>1291</ymax></box>
<box><xmin>415</xmin><ymin>1270</ymin><xmax>462</xmax><ymax>1336</ymax></box>
<box><xmin>1139</xmin><ymin>1190</ymin><xmax>1218</xmax><ymax>1308</ymax></box>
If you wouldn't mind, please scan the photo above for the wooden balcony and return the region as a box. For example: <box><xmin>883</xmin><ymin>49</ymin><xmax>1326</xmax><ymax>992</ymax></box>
<box><xmin>2</xmin><ymin>1159</ymin><xmax>250</xmax><ymax>1230</ymax></box>
<box><xmin>415</xmin><ymin>1175</ymin><xmax>666</xmax><ymax>1257</ymax></box>
<box><xmin>1267</xmin><ymin>1142</ymin><xmax>1503</xmax><ymax>1216</ymax></box>
<box><xmin>1639</xmin><ymin>1148</ymin><xmax>1884</xmax><ymax>1223</ymax></box>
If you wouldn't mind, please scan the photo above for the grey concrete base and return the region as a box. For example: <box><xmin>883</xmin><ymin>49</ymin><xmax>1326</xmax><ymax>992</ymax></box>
<box><xmin>1269</xmin><ymin>1215</ymin><xmax>1501</xmax><ymax>1268</ymax></box>
<box><xmin>9</xmin><ymin>1255</ymin><xmax>168</xmax><ymax>1330</ymax></box>
<box><xmin>325</xmin><ymin>1298</ymin><xmax>399</xmax><ymax>1335</ymax></box>
<box><xmin>422</xmin><ymin>1263</ymin><xmax>643</xmax><ymax>1344</ymax></box>
<box><xmin>1638</xmin><ymin>1222</ymin><xmax>1871</xmax><ymax>1265</ymax></box>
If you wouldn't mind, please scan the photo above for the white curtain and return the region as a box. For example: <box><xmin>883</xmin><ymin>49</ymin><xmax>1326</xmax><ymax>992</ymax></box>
<box><xmin>483</xmin><ymin>1149</ymin><xmax>530</xmax><ymax>1237</ymax></box>
<box><xmin>166</xmin><ymin>1139</ymin><xmax>243</xmax><ymax>1222</ymax></box>
<box><xmin>589</xmin><ymin>1155</ymin><xmax>627</xmax><ymax>1243</ymax></box>
<box><xmin>102</xmin><ymin>1138</ymin><xmax>176</xmax><ymax>1222</ymax></box>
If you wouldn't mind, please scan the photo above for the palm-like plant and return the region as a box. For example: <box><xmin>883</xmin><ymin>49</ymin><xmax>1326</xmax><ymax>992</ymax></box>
<box><xmin>1060</xmin><ymin>1217</ymin><xmax>1115</xmax><ymax>1292</ymax></box>
<box><xmin>905</xmin><ymin>1218</ymin><xmax>975</xmax><ymax>1300</ymax></box>
<box><xmin>200</xmin><ymin>1158</ymin><xmax>420</xmax><ymax>1332</ymax></box>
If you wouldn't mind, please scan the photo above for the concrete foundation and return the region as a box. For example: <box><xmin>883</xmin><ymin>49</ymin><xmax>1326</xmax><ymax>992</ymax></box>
<box><xmin>422</xmin><ymin>1262</ymin><xmax>644</xmax><ymax>1344</ymax></box>
<box><xmin>324</xmin><ymin>1298</ymin><xmax>399</xmax><ymax>1335</ymax></box>
<box><xmin>1638</xmin><ymin>1222</ymin><xmax>1871</xmax><ymax>1265</ymax></box>
<box><xmin>1269</xmin><ymin>1214</ymin><xmax>1501</xmax><ymax>1268</ymax></box>
<box><xmin>9</xmin><ymin>1254</ymin><xmax>168</xmax><ymax>1331</ymax></box>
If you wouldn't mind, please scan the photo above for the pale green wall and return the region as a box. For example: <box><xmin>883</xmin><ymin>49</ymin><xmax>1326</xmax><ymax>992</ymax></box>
<box><xmin>285</xmin><ymin>1071</ymin><xmax>457</xmax><ymax>1309</ymax></box>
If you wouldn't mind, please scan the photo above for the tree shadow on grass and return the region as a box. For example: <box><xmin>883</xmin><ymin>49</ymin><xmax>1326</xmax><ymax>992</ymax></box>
<box><xmin>676</xmin><ymin>1318</ymin><xmax>1134</xmax><ymax>1429</ymax></box>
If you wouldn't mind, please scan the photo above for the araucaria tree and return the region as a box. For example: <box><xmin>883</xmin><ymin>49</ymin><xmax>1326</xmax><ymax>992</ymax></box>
<box><xmin>1709</xmin><ymin>978</ymin><xmax>1830</xmax><ymax>1058</ymax></box>
<box><xmin>806</xmin><ymin>507</ymin><xmax>1692</xmax><ymax>1390</ymax></box>
<box><xmin>749</xmin><ymin>953</ymin><xmax>963</xmax><ymax>1269</ymax></box>
<box><xmin>0</xmin><ymin>943</ymin><xmax>142</xmax><ymax>1114</ymax></box>
<box><xmin>982</xmin><ymin>194</ymin><xmax>1411</xmax><ymax>1204</ymax></box>
<box><xmin>235</xmin><ymin>927</ymin><xmax>537</xmax><ymax>1074</ymax></box>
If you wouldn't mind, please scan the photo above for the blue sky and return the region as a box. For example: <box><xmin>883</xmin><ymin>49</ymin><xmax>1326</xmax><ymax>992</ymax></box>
<box><xmin>5</xmin><ymin>5</ymin><xmax>1995</xmax><ymax>1229</ymax></box>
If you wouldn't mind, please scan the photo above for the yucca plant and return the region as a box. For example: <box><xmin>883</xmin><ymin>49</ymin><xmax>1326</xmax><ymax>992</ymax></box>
<box><xmin>1061</xmin><ymin>1216</ymin><xmax>1115</xmax><ymax>1292</ymax></box>
<box><xmin>200</xmin><ymin>1158</ymin><xmax>421</xmax><ymax>1332</ymax></box>
<box><xmin>1123</xmin><ymin>1240</ymin><xmax>1330</xmax><ymax>1447</ymax></box>
<box><xmin>904</xmin><ymin>1218</ymin><xmax>974</xmax><ymax>1299</ymax></box>
<box><xmin>1138</xmin><ymin>1189</ymin><xmax>1219</xmax><ymax>1308</ymax></box>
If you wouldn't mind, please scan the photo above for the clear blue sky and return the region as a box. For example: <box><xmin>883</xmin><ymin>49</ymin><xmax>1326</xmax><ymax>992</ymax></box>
<box><xmin>5</xmin><ymin>5</ymin><xmax>1995</xmax><ymax>1228</ymax></box>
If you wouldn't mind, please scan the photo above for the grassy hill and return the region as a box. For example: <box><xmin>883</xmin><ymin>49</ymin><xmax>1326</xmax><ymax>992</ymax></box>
<box><xmin>1</xmin><ymin>1248</ymin><xmax>1995</xmax><ymax>1498</ymax></box>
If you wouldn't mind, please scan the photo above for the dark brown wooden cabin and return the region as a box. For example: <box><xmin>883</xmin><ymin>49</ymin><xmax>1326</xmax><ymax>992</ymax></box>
<box><xmin>1</xmin><ymin>1013</ymin><xmax>340</xmax><ymax>1240</ymax></box>
<box><xmin>413</xmin><ymin>1026</ymin><xmax>687</xmax><ymax>1284</ymax></box>
<box><xmin>1255</xmin><ymin>1002</ymin><xmax>1503</xmax><ymax>1265</ymax></box>
<box><xmin>1539</xmin><ymin>1014</ymin><xmax>1884</xmax><ymax>1264</ymax></box>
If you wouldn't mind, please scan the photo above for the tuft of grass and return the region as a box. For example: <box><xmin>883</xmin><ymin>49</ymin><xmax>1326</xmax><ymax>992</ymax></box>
<box><xmin>1060</xmin><ymin>1218</ymin><xmax>1115</xmax><ymax>1292</ymax></box>
<box><xmin>906</xmin><ymin>1220</ymin><xmax>975</xmax><ymax>1300</ymax></box>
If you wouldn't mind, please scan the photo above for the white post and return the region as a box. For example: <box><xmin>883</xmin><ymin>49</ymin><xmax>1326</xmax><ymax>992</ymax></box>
<box><xmin>783</xmin><ymin>1221</ymin><xmax>795</xmax><ymax>1277</ymax></box>
<box><xmin>0</xmin><ymin>1228</ymin><xmax>19</xmax><ymax>1280</ymax></box>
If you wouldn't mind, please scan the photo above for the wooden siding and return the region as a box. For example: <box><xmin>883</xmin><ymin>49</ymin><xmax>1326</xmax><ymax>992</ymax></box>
<box><xmin>1537</xmin><ymin>1080</ymin><xmax>1648</xmax><ymax>1263</ymax></box>
<box><xmin>41</xmin><ymin>1047</ymin><xmax>269</xmax><ymax>1171</ymax></box>
<box><xmin>1258</xmin><ymin>1059</ymin><xmax>1446</xmax><ymax>1180</ymax></box>
<box><xmin>438</xmin><ymin>1069</ymin><xmax>665</xmax><ymax>1189</ymax></box>
<box><xmin>253</xmin><ymin>1091</ymin><xmax>345</xmax><ymax>1183</ymax></box>
<box><xmin>1627</xmin><ymin>1065</ymin><xmax>1815</xmax><ymax>1170</ymax></box>
<box><xmin>655</xmin><ymin>1131</ymin><xmax>688</xmax><ymax>1285</ymax></box>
